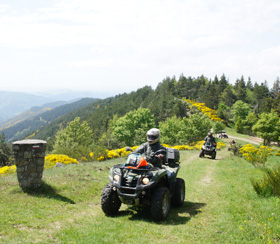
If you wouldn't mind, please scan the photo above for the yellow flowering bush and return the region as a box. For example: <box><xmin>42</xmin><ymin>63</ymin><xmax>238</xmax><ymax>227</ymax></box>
<box><xmin>0</xmin><ymin>154</ymin><xmax>79</xmax><ymax>176</ymax></box>
<box><xmin>275</xmin><ymin>150</ymin><xmax>280</xmax><ymax>156</ymax></box>
<box><xmin>217</xmin><ymin>141</ymin><xmax>226</xmax><ymax>150</ymax></box>
<box><xmin>44</xmin><ymin>154</ymin><xmax>79</xmax><ymax>169</ymax></box>
<box><xmin>185</xmin><ymin>99</ymin><xmax>226</xmax><ymax>124</ymax></box>
<box><xmin>193</xmin><ymin>141</ymin><xmax>205</xmax><ymax>150</ymax></box>
<box><xmin>0</xmin><ymin>165</ymin><xmax>16</xmax><ymax>175</ymax></box>
<box><xmin>95</xmin><ymin>140</ymin><xmax>227</xmax><ymax>162</ymax></box>
<box><xmin>80</xmin><ymin>156</ymin><xmax>88</xmax><ymax>162</ymax></box>
<box><xmin>164</xmin><ymin>143</ymin><xmax>194</xmax><ymax>150</ymax></box>
<box><xmin>251</xmin><ymin>167</ymin><xmax>280</xmax><ymax>198</ymax></box>
<box><xmin>97</xmin><ymin>156</ymin><xmax>105</xmax><ymax>162</ymax></box>
<box><xmin>239</xmin><ymin>144</ymin><xmax>275</xmax><ymax>167</ymax></box>
<box><xmin>95</xmin><ymin>146</ymin><xmax>138</xmax><ymax>161</ymax></box>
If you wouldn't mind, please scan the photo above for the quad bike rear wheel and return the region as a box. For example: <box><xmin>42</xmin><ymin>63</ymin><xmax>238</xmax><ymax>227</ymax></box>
<box><xmin>151</xmin><ymin>186</ymin><xmax>170</xmax><ymax>221</ymax></box>
<box><xmin>101</xmin><ymin>184</ymin><xmax>122</xmax><ymax>216</ymax></box>
<box><xmin>171</xmin><ymin>178</ymin><xmax>185</xmax><ymax>207</ymax></box>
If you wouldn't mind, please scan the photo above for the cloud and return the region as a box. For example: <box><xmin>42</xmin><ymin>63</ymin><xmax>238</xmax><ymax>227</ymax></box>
<box><xmin>68</xmin><ymin>58</ymin><xmax>114</xmax><ymax>68</ymax></box>
<box><xmin>0</xmin><ymin>0</ymin><xmax>280</xmax><ymax>93</ymax></box>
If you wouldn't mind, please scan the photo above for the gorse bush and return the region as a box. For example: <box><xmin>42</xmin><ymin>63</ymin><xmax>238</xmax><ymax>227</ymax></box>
<box><xmin>185</xmin><ymin>99</ymin><xmax>226</xmax><ymax>124</ymax></box>
<box><xmin>239</xmin><ymin>144</ymin><xmax>275</xmax><ymax>167</ymax></box>
<box><xmin>94</xmin><ymin>141</ymin><xmax>226</xmax><ymax>162</ymax></box>
<box><xmin>0</xmin><ymin>165</ymin><xmax>16</xmax><ymax>175</ymax></box>
<box><xmin>251</xmin><ymin>167</ymin><xmax>280</xmax><ymax>197</ymax></box>
<box><xmin>44</xmin><ymin>154</ymin><xmax>79</xmax><ymax>169</ymax></box>
<box><xmin>239</xmin><ymin>144</ymin><xmax>280</xmax><ymax>198</ymax></box>
<box><xmin>1</xmin><ymin>141</ymin><xmax>227</xmax><ymax>174</ymax></box>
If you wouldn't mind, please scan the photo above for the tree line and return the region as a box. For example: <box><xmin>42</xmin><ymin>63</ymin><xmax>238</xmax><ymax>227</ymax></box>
<box><xmin>0</xmin><ymin>74</ymin><xmax>280</xmax><ymax>164</ymax></box>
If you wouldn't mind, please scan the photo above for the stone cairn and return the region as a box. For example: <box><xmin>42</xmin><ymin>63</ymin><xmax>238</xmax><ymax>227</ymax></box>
<box><xmin>12</xmin><ymin>139</ymin><xmax>47</xmax><ymax>191</ymax></box>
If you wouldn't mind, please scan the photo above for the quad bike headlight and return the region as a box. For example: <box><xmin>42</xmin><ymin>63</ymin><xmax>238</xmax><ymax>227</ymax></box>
<box><xmin>113</xmin><ymin>174</ymin><xmax>120</xmax><ymax>182</ymax></box>
<box><xmin>142</xmin><ymin>177</ymin><xmax>150</xmax><ymax>185</ymax></box>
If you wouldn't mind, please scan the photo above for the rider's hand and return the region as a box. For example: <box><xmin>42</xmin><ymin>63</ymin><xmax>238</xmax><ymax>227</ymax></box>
<box><xmin>157</xmin><ymin>154</ymin><xmax>164</xmax><ymax>159</ymax></box>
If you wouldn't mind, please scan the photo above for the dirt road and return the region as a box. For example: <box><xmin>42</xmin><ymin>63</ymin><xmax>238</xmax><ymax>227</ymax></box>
<box><xmin>223</xmin><ymin>135</ymin><xmax>263</xmax><ymax>145</ymax></box>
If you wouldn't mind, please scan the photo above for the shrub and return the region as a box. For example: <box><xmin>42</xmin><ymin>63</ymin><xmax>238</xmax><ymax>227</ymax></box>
<box><xmin>251</xmin><ymin>167</ymin><xmax>280</xmax><ymax>197</ymax></box>
<box><xmin>44</xmin><ymin>154</ymin><xmax>79</xmax><ymax>169</ymax></box>
<box><xmin>0</xmin><ymin>165</ymin><xmax>16</xmax><ymax>175</ymax></box>
<box><xmin>239</xmin><ymin>144</ymin><xmax>275</xmax><ymax>167</ymax></box>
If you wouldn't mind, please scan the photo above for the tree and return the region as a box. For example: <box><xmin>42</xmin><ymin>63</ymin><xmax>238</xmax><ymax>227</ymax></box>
<box><xmin>234</xmin><ymin>112</ymin><xmax>258</xmax><ymax>135</ymax></box>
<box><xmin>219</xmin><ymin>86</ymin><xmax>236</xmax><ymax>107</ymax></box>
<box><xmin>53</xmin><ymin>117</ymin><xmax>93</xmax><ymax>158</ymax></box>
<box><xmin>217</xmin><ymin>103</ymin><xmax>231</xmax><ymax>123</ymax></box>
<box><xmin>242</xmin><ymin>112</ymin><xmax>258</xmax><ymax>135</ymax></box>
<box><xmin>0</xmin><ymin>133</ymin><xmax>11</xmax><ymax>166</ymax></box>
<box><xmin>234</xmin><ymin>76</ymin><xmax>247</xmax><ymax>102</ymax></box>
<box><xmin>254</xmin><ymin>82</ymin><xmax>270</xmax><ymax>113</ymax></box>
<box><xmin>246</xmin><ymin>77</ymin><xmax>254</xmax><ymax>91</ymax></box>
<box><xmin>182</xmin><ymin>114</ymin><xmax>212</xmax><ymax>143</ymax></box>
<box><xmin>159</xmin><ymin>116</ymin><xmax>184</xmax><ymax>145</ymax></box>
<box><xmin>213</xmin><ymin>121</ymin><xmax>225</xmax><ymax>134</ymax></box>
<box><xmin>272</xmin><ymin>93</ymin><xmax>280</xmax><ymax>116</ymax></box>
<box><xmin>271</xmin><ymin>77</ymin><xmax>280</xmax><ymax>99</ymax></box>
<box><xmin>112</xmin><ymin>108</ymin><xmax>155</xmax><ymax>146</ymax></box>
<box><xmin>231</xmin><ymin>100</ymin><xmax>251</xmax><ymax>122</ymax></box>
<box><xmin>159</xmin><ymin>114</ymin><xmax>211</xmax><ymax>145</ymax></box>
<box><xmin>252</xmin><ymin>110</ymin><xmax>280</xmax><ymax>145</ymax></box>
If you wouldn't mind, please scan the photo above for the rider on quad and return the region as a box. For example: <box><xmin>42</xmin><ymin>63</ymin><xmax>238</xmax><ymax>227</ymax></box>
<box><xmin>199</xmin><ymin>131</ymin><xmax>217</xmax><ymax>159</ymax></box>
<box><xmin>134</xmin><ymin>128</ymin><xmax>166</xmax><ymax>167</ymax></box>
<box><xmin>204</xmin><ymin>131</ymin><xmax>216</xmax><ymax>147</ymax></box>
<box><xmin>101</xmin><ymin>128</ymin><xmax>185</xmax><ymax>221</ymax></box>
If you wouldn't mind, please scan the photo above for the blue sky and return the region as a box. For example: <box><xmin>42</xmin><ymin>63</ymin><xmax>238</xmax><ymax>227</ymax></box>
<box><xmin>0</xmin><ymin>0</ymin><xmax>280</xmax><ymax>97</ymax></box>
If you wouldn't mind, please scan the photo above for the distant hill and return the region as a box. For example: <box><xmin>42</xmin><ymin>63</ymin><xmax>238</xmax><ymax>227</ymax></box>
<box><xmin>0</xmin><ymin>91</ymin><xmax>54</xmax><ymax>123</ymax></box>
<box><xmin>0</xmin><ymin>90</ymin><xmax>105</xmax><ymax>124</ymax></box>
<box><xmin>1</xmin><ymin>98</ymin><xmax>99</xmax><ymax>142</ymax></box>
<box><xmin>31</xmin><ymin>83</ymin><xmax>189</xmax><ymax>144</ymax></box>
<box><xmin>0</xmin><ymin>100</ymin><xmax>68</xmax><ymax>130</ymax></box>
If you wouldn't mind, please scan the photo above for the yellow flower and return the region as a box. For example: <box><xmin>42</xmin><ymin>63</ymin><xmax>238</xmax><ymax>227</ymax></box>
<box><xmin>44</xmin><ymin>154</ymin><xmax>79</xmax><ymax>169</ymax></box>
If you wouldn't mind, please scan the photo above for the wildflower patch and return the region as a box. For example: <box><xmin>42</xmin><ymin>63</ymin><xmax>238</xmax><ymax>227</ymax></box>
<box><xmin>239</xmin><ymin>144</ymin><xmax>275</xmax><ymax>167</ymax></box>
<box><xmin>185</xmin><ymin>99</ymin><xmax>226</xmax><ymax>124</ymax></box>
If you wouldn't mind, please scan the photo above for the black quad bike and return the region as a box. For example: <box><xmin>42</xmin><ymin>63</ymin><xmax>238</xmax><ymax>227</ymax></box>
<box><xmin>101</xmin><ymin>147</ymin><xmax>185</xmax><ymax>221</ymax></box>
<box><xmin>199</xmin><ymin>142</ymin><xmax>217</xmax><ymax>159</ymax></box>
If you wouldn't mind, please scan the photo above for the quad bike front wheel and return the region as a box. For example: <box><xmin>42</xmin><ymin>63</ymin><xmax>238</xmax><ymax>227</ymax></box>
<box><xmin>101</xmin><ymin>184</ymin><xmax>122</xmax><ymax>216</ymax></box>
<box><xmin>151</xmin><ymin>186</ymin><xmax>170</xmax><ymax>221</ymax></box>
<box><xmin>199</xmin><ymin>150</ymin><xmax>204</xmax><ymax>157</ymax></box>
<box><xmin>171</xmin><ymin>178</ymin><xmax>185</xmax><ymax>207</ymax></box>
<box><xmin>211</xmin><ymin>151</ymin><xmax>216</xmax><ymax>159</ymax></box>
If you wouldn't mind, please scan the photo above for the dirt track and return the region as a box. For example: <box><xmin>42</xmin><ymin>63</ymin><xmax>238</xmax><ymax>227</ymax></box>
<box><xmin>214</xmin><ymin>132</ymin><xmax>263</xmax><ymax>145</ymax></box>
<box><xmin>228</xmin><ymin>135</ymin><xmax>263</xmax><ymax>145</ymax></box>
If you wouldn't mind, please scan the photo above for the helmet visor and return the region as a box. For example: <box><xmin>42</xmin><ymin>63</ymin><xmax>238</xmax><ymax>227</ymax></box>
<box><xmin>147</xmin><ymin>135</ymin><xmax>157</xmax><ymax>140</ymax></box>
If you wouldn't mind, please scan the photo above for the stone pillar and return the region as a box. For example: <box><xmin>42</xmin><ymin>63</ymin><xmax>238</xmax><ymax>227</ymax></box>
<box><xmin>12</xmin><ymin>139</ymin><xmax>47</xmax><ymax>191</ymax></box>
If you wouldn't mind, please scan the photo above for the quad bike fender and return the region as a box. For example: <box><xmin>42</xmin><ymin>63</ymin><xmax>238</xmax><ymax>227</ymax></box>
<box><xmin>164</xmin><ymin>165</ymin><xmax>180</xmax><ymax>196</ymax></box>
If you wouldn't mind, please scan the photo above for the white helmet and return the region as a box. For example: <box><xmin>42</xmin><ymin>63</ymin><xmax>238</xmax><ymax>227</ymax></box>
<box><xmin>147</xmin><ymin>128</ymin><xmax>161</xmax><ymax>144</ymax></box>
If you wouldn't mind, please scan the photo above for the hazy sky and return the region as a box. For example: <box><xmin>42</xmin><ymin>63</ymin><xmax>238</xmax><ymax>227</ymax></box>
<box><xmin>1</xmin><ymin>0</ymin><xmax>280</xmax><ymax>97</ymax></box>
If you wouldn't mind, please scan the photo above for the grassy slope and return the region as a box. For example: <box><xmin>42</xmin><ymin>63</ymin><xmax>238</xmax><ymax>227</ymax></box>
<box><xmin>1</xmin><ymin>143</ymin><xmax>280</xmax><ymax>243</ymax></box>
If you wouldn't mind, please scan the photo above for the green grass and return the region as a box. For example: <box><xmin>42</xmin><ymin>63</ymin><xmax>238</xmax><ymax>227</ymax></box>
<box><xmin>1</xmin><ymin>148</ymin><xmax>280</xmax><ymax>243</ymax></box>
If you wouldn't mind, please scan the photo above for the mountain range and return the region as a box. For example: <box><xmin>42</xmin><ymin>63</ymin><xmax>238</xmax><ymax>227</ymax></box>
<box><xmin>0</xmin><ymin>90</ymin><xmax>101</xmax><ymax>124</ymax></box>
<box><xmin>0</xmin><ymin>90</ymin><xmax>101</xmax><ymax>142</ymax></box>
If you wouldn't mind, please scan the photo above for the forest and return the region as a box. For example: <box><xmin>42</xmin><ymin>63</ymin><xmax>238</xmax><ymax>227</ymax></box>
<box><xmin>1</xmin><ymin>73</ymin><xmax>280</xmax><ymax>164</ymax></box>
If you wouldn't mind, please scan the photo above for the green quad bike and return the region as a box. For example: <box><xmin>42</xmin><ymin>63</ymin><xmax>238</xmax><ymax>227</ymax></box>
<box><xmin>101</xmin><ymin>147</ymin><xmax>185</xmax><ymax>221</ymax></box>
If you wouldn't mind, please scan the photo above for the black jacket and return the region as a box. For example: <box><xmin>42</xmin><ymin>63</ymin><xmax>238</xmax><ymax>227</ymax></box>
<box><xmin>134</xmin><ymin>141</ymin><xmax>166</xmax><ymax>167</ymax></box>
<box><xmin>204</xmin><ymin>135</ymin><xmax>216</xmax><ymax>145</ymax></box>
